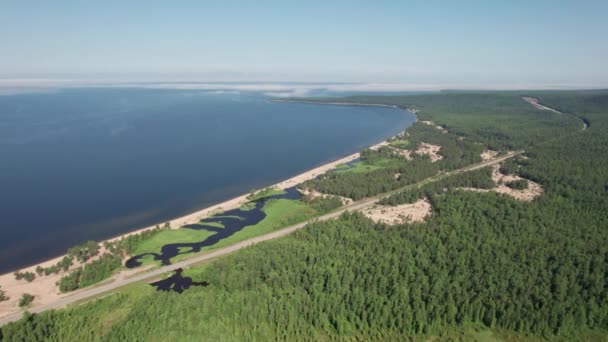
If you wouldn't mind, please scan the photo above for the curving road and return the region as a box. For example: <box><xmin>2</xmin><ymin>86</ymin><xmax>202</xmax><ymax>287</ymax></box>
<box><xmin>0</xmin><ymin>151</ymin><xmax>521</xmax><ymax>327</ymax></box>
<box><xmin>522</xmin><ymin>96</ymin><xmax>588</xmax><ymax>130</ymax></box>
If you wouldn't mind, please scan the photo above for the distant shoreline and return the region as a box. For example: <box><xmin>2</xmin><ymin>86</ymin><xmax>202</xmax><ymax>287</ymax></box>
<box><xmin>272</xmin><ymin>99</ymin><xmax>399</xmax><ymax>108</ymax></box>
<box><xmin>272</xmin><ymin>99</ymin><xmax>419</xmax><ymax>114</ymax></box>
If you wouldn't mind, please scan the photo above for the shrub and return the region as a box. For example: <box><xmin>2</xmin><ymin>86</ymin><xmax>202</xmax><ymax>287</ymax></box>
<box><xmin>18</xmin><ymin>294</ymin><xmax>34</xmax><ymax>307</ymax></box>
<box><xmin>506</xmin><ymin>179</ymin><xmax>529</xmax><ymax>190</ymax></box>
<box><xmin>0</xmin><ymin>286</ymin><xmax>9</xmax><ymax>302</ymax></box>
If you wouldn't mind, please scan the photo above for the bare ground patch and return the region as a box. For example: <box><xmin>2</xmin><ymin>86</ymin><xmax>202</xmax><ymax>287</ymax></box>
<box><xmin>0</xmin><ymin>245</ymin><xmax>115</xmax><ymax>318</ymax></box>
<box><xmin>361</xmin><ymin>199</ymin><xmax>432</xmax><ymax>225</ymax></box>
<box><xmin>460</xmin><ymin>164</ymin><xmax>543</xmax><ymax>201</ymax></box>
<box><xmin>480</xmin><ymin>150</ymin><xmax>498</xmax><ymax>161</ymax></box>
<box><xmin>384</xmin><ymin>142</ymin><xmax>443</xmax><ymax>163</ymax></box>
<box><xmin>420</xmin><ymin>120</ymin><xmax>448</xmax><ymax>133</ymax></box>
<box><xmin>298</xmin><ymin>188</ymin><xmax>353</xmax><ymax>205</ymax></box>
<box><xmin>388</xmin><ymin>146</ymin><xmax>412</xmax><ymax>160</ymax></box>
<box><xmin>415</xmin><ymin>142</ymin><xmax>443</xmax><ymax>162</ymax></box>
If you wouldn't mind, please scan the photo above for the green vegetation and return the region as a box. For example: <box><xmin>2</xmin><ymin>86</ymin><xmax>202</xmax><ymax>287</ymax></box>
<box><xmin>215</xmin><ymin>199</ymin><xmax>313</xmax><ymax>245</ymax></box>
<box><xmin>2</xmin><ymin>90</ymin><xmax>607</xmax><ymax>340</ymax></box>
<box><xmin>379</xmin><ymin>166</ymin><xmax>495</xmax><ymax>205</ymax></box>
<box><xmin>0</xmin><ymin>285</ymin><xmax>8</xmax><ymax>302</ymax></box>
<box><xmin>388</xmin><ymin>137</ymin><xmax>410</xmax><ymax>149</ymax></box>
<box><xmin>130</xmin><ymin>229</ymin><xmax>216</xmax><ymax>265</ymax></box>
<box><xmin>125</xmin><ymin>196</ymin><xmax>343</xmax><ymax>267</ymax></box>
<box><xmin>58</xmin><ymin>254</ymin><xmax>122</xmax><ymax>293</ymax></box>
<box><xmin>506</xmin><ymin>179</ymin><xmax>529</xmax><ymax>190</ymax></box>
<box><xmin>54</xmin><ymin>225</ymin><xmax>171</xmax><ymax>291</ymax></box>
<box><xmin>239</xmin><ymin>201</ymin><xmax>256</xmax><ymax>211</ymax></box>
<box><xmin>13</xmin><ymin>271</ymin><xmax>35</xmax><ymax>282</ymax></box>
<box><xmin>247</xmin><ymin>187</ymin><xmax>285</xmax><ymax>201</ymax></box>
<box><xmin>304</xmin><ymin>154</ymin><xmax>439</xmax><ymax>200</ymax></box>
<box><xmin>103</xmin><ymin>224</ymin><xmax>171</xmax><ymax>257</ymax></box>
<box><xmin>32</xmin><ymin>256</ymin><xmax>75</xmax><ymax>278</ymax></box>
<box><xmin>67</xmin><ymin>241</ymin><xmax>100</xmax><ymax>263</ymax></box>
<box><xmin>302</xmin><ymin>194</ymin><xmax>344</xmax><ymax>213</ymax></box>
<box><xmin>302</xmin><ymin>92</ymin><xmax>582</xmax><ymax>150</ymax></box>
<box><xmin>333</xmin><ymin>160</ymin><xmax>383</xmax><ymax>174</ymax></box>
<box><xmin>17</xmin><ymin>294</ymin><xmax>34</xmax><ymax>308</ymax></box>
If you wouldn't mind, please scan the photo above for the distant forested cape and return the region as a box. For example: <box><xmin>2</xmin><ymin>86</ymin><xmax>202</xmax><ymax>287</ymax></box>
<box><xmin>2</xmin><ymin>90</ymin><xmax>607</xmax><ymax>341</ymax></box>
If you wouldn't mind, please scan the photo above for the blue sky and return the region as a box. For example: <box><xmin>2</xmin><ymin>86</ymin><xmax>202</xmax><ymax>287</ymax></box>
<box><xmin>1</xmin><ymin>1</ymin><xmax>607</xmax><ymax>88</ymax></box>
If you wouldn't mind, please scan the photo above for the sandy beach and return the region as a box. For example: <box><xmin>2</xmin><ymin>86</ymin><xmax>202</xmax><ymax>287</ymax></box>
<box><xmin>0</xmin><ymin>98</ymin><xmax>414</xmax><ymax>319</ymax></box>
<box><xmin>0</xmin><ymin>143</ymin><xmax>384</xmax><ymax>318</ymax></box>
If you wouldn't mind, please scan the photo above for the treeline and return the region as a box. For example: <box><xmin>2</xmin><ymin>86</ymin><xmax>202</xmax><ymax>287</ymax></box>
<box><xmin>304</xmin><ymin>112</ymin><xmax>487</xmax><ymax>200</ymax></box>
<box><xmin>379</xmin><ymin>167</ymin><xmax>495</xmax><ymax>205</ymax></box>
<box><xmin>0</xmin><ymin>286</ymin><xmax>8</xmax><ymax>302</ymax></box>
<box><xmin>67</xmin><ymin>240</ymin><xmax>100</xmax><ymax>263</ymax></box>
<box><xmin>103</xmin><ymin>223</ymin><xmax>171</xmax><ymax>257</ymax></box>
<box><xmin>56</xmin><ymin>224</ymin><xmax>171</xmax><ymax>292</ymax></box>
<box><xmin>299</xmin><ymin>92</ymin><xmax>582</xmax><ymax>150</ymax></box>
<box><xmin>57</xmin><ymin>254</ymin><xmax>122</xmax><ymax>292</ymax></box>
<box><xmin>247</xmin><ymin>187</ymin><xmax>282</xmax><ymax>201</ymax></box>
<box><xmin>3</xmin><ymin>196</ymin><xmax>606</xmax><ymax>339</ymax></box>
<box><xmin>304</xmin><ymin>157</ymin><xmax>439</xmax><ymax>200</ymax></box>
<box><xmin>2</xmin><ymin>91</ymin><xmax>607</xmax><ymax>340</ymax></box>
<box><xmin>301</xmin><ymin>194</ymin><xmax>344</xmax><ymax>213</ymax></box>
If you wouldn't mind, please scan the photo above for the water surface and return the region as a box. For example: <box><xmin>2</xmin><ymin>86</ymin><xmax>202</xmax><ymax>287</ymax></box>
<box><xmin>0</xmin><ymin>88</ymin><xmax>415</xmax><ymax>272</ymax></box>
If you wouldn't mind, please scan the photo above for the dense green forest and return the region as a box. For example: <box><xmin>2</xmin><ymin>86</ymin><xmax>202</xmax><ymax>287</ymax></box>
<box><xmin>302</xmin><ymin>92</ymin><xmax>581</xmax><ymax>200</ymax></box>
<box><xmin>2</xmin><ymin>91</ymin><xmax>606</xmax><ymax>341</ymax></box>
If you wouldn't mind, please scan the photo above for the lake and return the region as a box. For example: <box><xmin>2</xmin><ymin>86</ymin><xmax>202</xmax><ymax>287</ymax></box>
<box><xmin>0</xmin><ymin>88</ymin><xmax>415</xmax><ymax>273</ymax></box>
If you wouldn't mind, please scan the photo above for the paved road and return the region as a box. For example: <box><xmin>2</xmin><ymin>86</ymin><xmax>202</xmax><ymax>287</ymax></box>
<box><xmin>0</xmin><ymin>152</ymin><xmax>519</xmax><ymax>326</ymax></box>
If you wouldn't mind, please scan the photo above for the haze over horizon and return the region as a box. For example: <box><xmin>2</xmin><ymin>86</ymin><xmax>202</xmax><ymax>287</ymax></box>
<box><xmin>2</xmin><ymin>1</ymin><xmax>608</xmax><ymax>89</ymax></box>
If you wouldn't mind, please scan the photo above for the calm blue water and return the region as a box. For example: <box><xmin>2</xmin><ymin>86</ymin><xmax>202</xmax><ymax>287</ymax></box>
<box><xmin>0</xmin><ymin>88</ymin><xmax>414</xmax><ymax>273</ymax></box>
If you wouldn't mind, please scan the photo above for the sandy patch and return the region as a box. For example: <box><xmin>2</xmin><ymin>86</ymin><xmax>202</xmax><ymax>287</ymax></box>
<box><xmin>0</xmin><ymin>244</ymin><xmax>113</xmax><ymax>318</ymax></box>
<box><xmin>389</xmin><ymin>146</ymin><xmax>413</xmax><ymax>160</ymax></box>
<box><xmin>420</xmin><ymin>120</ymin><xmax>448</xmax><ymax>133</ymax></box>
<box><xmin>0</xmin><ymin>133</ymin><xmax>405</xmax><ymax>319</ymax></box>
<box><xmin>460</xmin><ymin>164</ymin><xmax>543</xmax><ymax>201</ymax></box>
<box><xmin>298</xmin><ymin>188</ymin><xmax>353</xmax><ymax>205</ymax></box>
<box><xmin>415</xmin><ymin>142</ymin><xmax>443</xmax><ymax>162</ymax></box>
<box><xmin>369</xmin><ymin>140</ymin><xmax>389</xmax><ymax>151</ymax></box>
<box><xmin>383</xmin><ymin>142</ymin><xmax>442</xmax><ymax>162</ymax></box>
<box><xmin>361</xmin><ymin>199</ymin><xmax>432</xmax><ymax>225</ymax></box>
<box><xmin>408</xmin><ymin>106</ymin><xmax>420</xmax><ymax>114</ymax></box>
<box><xmin>480</xmin><ymin>150</ymin><xmax>498</xmax><ymax>161</ymax></box>
<box><xmin>0</xmin><ymin>267</ymin><xmax>66</xmax><ymax>317</ymax></box>
<box><xmin>0</xmin><ymin>146</ymin><xmax>368</xmax><ymax>319</ymax></box>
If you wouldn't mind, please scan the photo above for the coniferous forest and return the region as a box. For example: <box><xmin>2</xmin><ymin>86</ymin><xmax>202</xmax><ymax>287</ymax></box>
<box><xmin>1</xmin><ymin>90</ymin><xmax>607</xmax><ymax>341</ymax></box>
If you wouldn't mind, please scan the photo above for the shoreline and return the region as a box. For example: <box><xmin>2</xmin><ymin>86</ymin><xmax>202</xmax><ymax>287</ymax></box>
<box><xmin>0</xmin><ymin>147</ymin><xmax>372</xmax><ymax>319</ymax></box>
<box><xmin>0</xmin><ymin>150</ymin><xmax>361</xmax><ymax>276</ymax></box>
<box><xmin>272</xmin><ymin>99</ymin><xmax>420</xmax><ymax>114</ymax></box>
<box><xmin>3</xmin><ymin>102</ymin><xmax>413</xmax><ymax>276</ymax></box>
<box><xmin>0</xmin><ymin>103</ymin><xmax>414</xmax><ymax>319</ymax></box>
<box><xmin>272</xmin><ymin>99</ymin><xmax>404</xmax><ymax>109</ymax></box>
<box><xmin>2</xmin><ymin>141</ymin><xmax>395</xmax><ymax>272</ymax></box>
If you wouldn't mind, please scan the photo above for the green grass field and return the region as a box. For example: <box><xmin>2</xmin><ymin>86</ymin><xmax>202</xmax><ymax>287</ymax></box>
<box><xmin>334</xmin><ymin>161</ymin><xmax>384</xmax><ymax>174</ymax></box>
<box><xmin>388</xmin><ymin>138</ymin><xmax>410</xmax><ymax>149</ymax></box>
<box><xmin>130</xmin><ymin>198</ymin><xmax>317</xmax><ymax>266</ymax></box>
<box><xmin>246</xmin><ymin>187</ymin><xmax>286</xmax><ymax>201</ymax></box>
<box><xmin>212</xmin><ymin>198</ymin><xmax>315</xmax><ymax>247</ymax></box>
<box><xmin>131</xmin><ymin>228</ymin><xmax>216</xmax><ymax>264</ymax></box>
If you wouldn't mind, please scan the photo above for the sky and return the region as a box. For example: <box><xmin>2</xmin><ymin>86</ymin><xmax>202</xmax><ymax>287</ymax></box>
<box><xmin>1</xmin><ymin>1</ymin><xmax>607</xmax><ymax>89</ymax></box>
